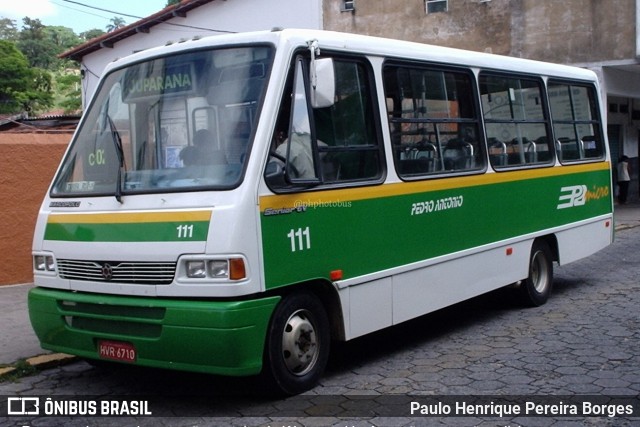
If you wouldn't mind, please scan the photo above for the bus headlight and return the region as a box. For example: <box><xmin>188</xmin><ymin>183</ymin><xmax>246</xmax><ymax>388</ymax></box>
<box><xmin>208</xmin><ymin>260</ymin><xmax>228</xmax><ymax>278</ymax></box>
<box><xmin>184</xmin><ymin>257</ymin><xmax>246</xmax><ymax>281</ymax></box>
<box><xmin>34</xmin><ymin>254</ymin><xmax>56</xmax><ymax>272</ymax></box>
<box><xmin>186</xmin><ymin>260</ymin><xmax>207</xmax><ymax>278</ymax></box>
<box><xmin>208</xmin><ymin>259</ymin><xmax>246</xmax><ymax>280</ymax></box>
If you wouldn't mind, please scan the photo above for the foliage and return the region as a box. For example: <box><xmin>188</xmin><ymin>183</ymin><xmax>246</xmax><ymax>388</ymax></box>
<box><xmin>46</xmin><ymin>26</ymin><xmax>82</xmax><ymax>52</ymax></box>
<box><xmin>20</xmin><ymin>68</ymin><xmax>54</xmax><ymax>113</ymax></box>
<box><xmin>0</xmin><ymin>359</ymin><xmax>38</xmax><ymax>383</ymax></box>
<box><xmin>0</xmin><ymin>14</ymin><xmax>112</xmax><ymax>114</ymax></box>
<box><xmin>0</xmin><ymin>16</ymin><xmax>88</xmax><ymax>114</ymax></box>
<box><xmin>0</xmin><ymin>17</ymin><xmax>18</xmax><ymax>41</ymax></box>
<box><xmin>166</xmin><ymin>0</ymin><xmax>181</xmax><ymax>6</ymax></box>
<box><xmin>106</xmin><ymin>16</ymin><xmax>126</xmax><ymax>33</ymax></box>
<box><xmin>55</xmin><ymin>72</ymin><xmax>82</xmax><ymax>113</ymax></box>
<box><xmin>0</xmin><ymin>40</ymin><xmax>30</xmax><ymax>113</ymax></box>
<box><xmin>80</xmin><ymin>28</ymin><xmax>106</xmax><ymax>41</ymax></box>
<box><xmin>16</xmin><ymin>18</ymin><xmax>79</xmax><ymax>69</ymax></box>
<box><xmin>0</xmin><ymin>39</ymin><xmax>54</xmax><ymax>114</ymax></box>
<box><xmin>17</xmin><ymin>17</ymin><xmax>58</xmax><ymax>69</ymax></box>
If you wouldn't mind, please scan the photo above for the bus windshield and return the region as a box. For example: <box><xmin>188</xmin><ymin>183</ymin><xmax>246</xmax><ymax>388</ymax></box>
<box><xmin>52</xmin><ymin>45</ymin><xmax>273</xmax><ymax>197</ymax></box>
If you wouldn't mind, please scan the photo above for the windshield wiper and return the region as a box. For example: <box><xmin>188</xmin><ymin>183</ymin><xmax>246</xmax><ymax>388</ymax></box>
<box><xmin>106</xmin><ymin>114</ymin><xmax>125</xmax><ymax>203</ymax></box>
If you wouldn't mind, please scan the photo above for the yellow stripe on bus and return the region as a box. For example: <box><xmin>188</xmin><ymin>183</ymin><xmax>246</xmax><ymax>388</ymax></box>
<box><xmin>259</xmin><ymin>162</ymin><xmax>610</xmax><ymax>211</ymax></box>
<box><xmin>47</xmin><ymin>210</ymin><xmax>213</xmax><ymax>224</ymax></box>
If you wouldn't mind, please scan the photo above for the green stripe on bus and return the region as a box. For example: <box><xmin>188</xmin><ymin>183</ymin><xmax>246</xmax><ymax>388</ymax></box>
<box><xmin>44</xmin><ymin>220</ymin><xmax>210</xmax><ymax>242</ymax></box>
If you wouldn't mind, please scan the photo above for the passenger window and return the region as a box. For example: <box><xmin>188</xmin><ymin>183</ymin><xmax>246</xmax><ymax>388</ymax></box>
<box><xmin>266</xmin><ymin>56</ymin><xmax>383</xmax><ymax>190</ymax></box>
<box><xmin>548</xmin><ymin>82</ymin><xmax>605</xmax><ymax>162</ymax></box>
<box><xmin>480</xmin><ymin>74</ymin><xmax>553</xmax><ymax>168</ymax></box>
<box><xmin>383</xmin><ymin>64</ymin><xmax>483</xmax><ymax>178</ymax></box>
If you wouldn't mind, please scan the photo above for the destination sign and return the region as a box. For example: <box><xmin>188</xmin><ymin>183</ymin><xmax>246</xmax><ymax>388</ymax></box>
<box><xmin>123</xmin><ymin>63</ymin><xmax>195</xmax><ymax>100</ymax></box>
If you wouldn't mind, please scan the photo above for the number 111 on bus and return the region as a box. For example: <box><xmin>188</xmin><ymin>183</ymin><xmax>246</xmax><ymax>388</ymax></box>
<box><xmin>288</xmin><ymin>227</ymin><xmax>310</xmax><ymax>252</ymax></box>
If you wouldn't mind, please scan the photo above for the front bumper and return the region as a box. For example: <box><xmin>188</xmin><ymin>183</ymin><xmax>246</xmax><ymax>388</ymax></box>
<box><xmin>28</xmin><ymin>287</ymin><xmax>280</xmax><ymax>376</ymax></box>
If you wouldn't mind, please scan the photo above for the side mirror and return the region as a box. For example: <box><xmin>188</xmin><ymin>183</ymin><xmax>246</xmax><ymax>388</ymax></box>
<box><xmin>311</xmin><ymin>58</ymin><xmax>335</xmax><ymax>109</ymax></box>
<box><xmin>264</xmin><ymin>160</ymin><xmax>286</xmax><ymax>187</ymax></box>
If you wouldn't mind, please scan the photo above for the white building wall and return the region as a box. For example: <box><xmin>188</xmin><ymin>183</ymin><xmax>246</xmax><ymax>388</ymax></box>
<box><xmin>80</xmin><ymin>0</ymin><xmax>322</xmax><ymax>106</ymax></box>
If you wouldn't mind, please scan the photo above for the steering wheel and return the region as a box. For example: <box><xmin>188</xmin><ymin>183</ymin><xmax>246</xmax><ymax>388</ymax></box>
<box><xmin>269</xmin><ymin>151</ymin><xmax>300</xmax><ymax>178</ymax></box>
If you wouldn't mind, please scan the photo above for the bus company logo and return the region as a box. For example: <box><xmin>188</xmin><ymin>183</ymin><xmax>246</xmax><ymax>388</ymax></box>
<box><xmin>557</xmin><ymin>184</ymin><xmax>609</xmax><ymax>209</ymax></box>
<box><xmin>557</xmin><ymin>185</ymin><xmax>587</xmax><ymax>209</ymax></box>
<box><xmin>101</xmin><ymin>263</ymin><xmax>114</xmax><ymax>281</ymax></box>
<box><xmin>7</xmin><ymin>397</ymin><xmax>40</xmax><ymax>415</ymax></box>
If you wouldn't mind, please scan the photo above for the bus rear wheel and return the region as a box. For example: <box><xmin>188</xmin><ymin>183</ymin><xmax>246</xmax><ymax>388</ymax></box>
<box><xmin>263</xmin><ymin>292</ymin><xmax>330</xmax><ymax>395</ymax></box>
<box><xmin>520</xmin><ymin>240</ymin><xmax>554</xmax><ymax>307</ymax></box>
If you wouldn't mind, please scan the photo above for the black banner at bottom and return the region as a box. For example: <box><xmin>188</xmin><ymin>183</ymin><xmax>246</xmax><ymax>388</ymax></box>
<box><xmin>1</xmin><ymin>395</ymin><xmax>639</xmax><ymax>419</ymax></box>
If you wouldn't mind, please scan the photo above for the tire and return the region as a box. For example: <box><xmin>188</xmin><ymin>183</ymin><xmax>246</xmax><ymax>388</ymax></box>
<box><xmin>263</xmin><ymin>292</ymin><xmax>330</xmax><ymax>395</ymax></box>
<box><xmin>520</xmin><ymin>240</ymin><xmax>554</xmax><ymax>307</ymax></box>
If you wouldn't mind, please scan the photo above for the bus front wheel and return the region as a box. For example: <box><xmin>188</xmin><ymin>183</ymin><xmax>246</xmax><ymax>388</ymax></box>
<box><xmin>520</xmin><ymin>240</ymin><xmax>554</xmax><ymax>307</ymax></box>
<box><xmin>263</xmin><ymin>292</ymin><xmax>330</xmax><ymax>395</ymax></box>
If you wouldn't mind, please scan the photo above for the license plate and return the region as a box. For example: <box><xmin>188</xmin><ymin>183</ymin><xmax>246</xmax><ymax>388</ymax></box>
<box><xmin>98</xmin><ymin>340</ymin><xmax>136</xmax><ymax>363</ymax></box>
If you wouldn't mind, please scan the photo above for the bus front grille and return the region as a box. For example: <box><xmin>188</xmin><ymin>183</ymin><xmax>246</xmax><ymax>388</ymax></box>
<box><xmin>57</xmin><ymin>259</ymin><xmax>176</xmax><ymax>285</ymax></box>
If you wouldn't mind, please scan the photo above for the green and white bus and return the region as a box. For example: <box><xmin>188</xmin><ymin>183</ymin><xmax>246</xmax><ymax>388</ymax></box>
<box><xmin>29</xmin><ymin>29</ymin><xmax>614</xmax><ymax>394</ymax></box>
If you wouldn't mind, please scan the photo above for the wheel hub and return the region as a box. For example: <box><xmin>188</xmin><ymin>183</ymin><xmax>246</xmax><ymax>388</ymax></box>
<box><xmin>532</xmin><ymin>250</ymin><xmax>549</xmax><ymax>293</ymax></box>
<box><xmin>282</xmin><ymin>309</ymin><xmax>318</xmax><ymax>376</ymax></box>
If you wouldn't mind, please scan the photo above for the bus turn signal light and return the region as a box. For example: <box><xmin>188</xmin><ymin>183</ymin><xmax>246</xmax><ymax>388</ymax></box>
<box><xmin>229</xmin><ymin>258</ymin><xmax>246</xmax><ymax>280</ymax></box>
<box><xmin>330</xmin><ymin>269</ymin><xmax>343</xmax><ymax>281</ymax></box>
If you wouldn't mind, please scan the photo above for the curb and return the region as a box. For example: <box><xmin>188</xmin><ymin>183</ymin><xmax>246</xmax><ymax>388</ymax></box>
<box><xmin>0</xmin><ymin>353</ymin><xmax>77</xmax><ymax>380</ymax></box>
<box><xmin>615</xmin><ymin>223</ymin><xmax>640</xmax><ymax>231</ymax></box>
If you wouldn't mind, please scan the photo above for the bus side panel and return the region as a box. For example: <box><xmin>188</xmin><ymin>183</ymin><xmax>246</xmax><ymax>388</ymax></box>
<box><xmin>259</xmin><ymin>164</ymin><xmax>612</xmax><ymax>343</ymax></box>
<box><xmin>391</xmin><ymin>241</ymin><xmax>530</xmax><ymax>327</ymax></box>
<box><xmin>337</xmin><ymin>216</ymin><xmax>613</xmax><ymax>341</ymax></box>
<box><xmin>338</xmin><ymin>241</ymin><xmax>530</xmax><ymax>340</ymax></box>
<box><xmin>259</xmin><ymin>165</ymin><xmax>612</xmax><ymax>292</ymax></box>
<box><xmin>555</xmin><ymin>217</ymin><xmax>614</xmax><ymax>265</ymax></box>
<box><xmin>344</xmin><ymin>277</ymin><xmax>392</xmax><ymax>339</ymax></box>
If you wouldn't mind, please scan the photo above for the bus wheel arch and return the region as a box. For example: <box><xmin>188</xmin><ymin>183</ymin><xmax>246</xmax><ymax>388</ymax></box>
<box><xmin>276</xmin><ymin>280</ymin><xmax>345</xmax><ymax>341</ymax></box>
<box><xmin>519</xmin><ymin>237</ymin><xmax>555</xmax><ymax>307</ymax></box>
<box><xmin>262</xmin><ymin>287</ymin><xmax>332</xmax><ymax>395</ymax></box>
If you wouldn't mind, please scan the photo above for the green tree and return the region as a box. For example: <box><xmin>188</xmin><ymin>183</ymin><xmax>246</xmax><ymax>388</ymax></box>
<box><xmin>166</xmin><ymin>0</ymin><xmax>181</xmax><ymax>5</ymax></box>
<box><xmin>45</xmin><ymin>26</ymin><xmax>81</xmax><ymax>52</ymax></box>
<box><xmin>0</xmin><ymin>17</ymin><xmax>19</xmax><ymax>41</ymax></box>
<box><xmin>0</xmin><ymin>40</ymin><xmax>53</xmax><ymax>114</ymax></box>
<box><xmin>55</xmin><ymin>72</ymin><xmax>81</xmax><ymax>113</ymax></box>
<box><xmin>79</xmin><ymin>28</ymin><xmax>105</xmax><ymax>41</ymax></box>
<box><xmin>106</xmin><ymin>16</ymin><xmax>126</xmax><ymax>33</ymax></box>
<box><xmin>44</xmin><ymin>25</ymin><xmax>82</xmax><ymax>70</ymax></box>
<box><xmin>0</xmin><ymin>40</ymin><xmax>30</xmax><ymax>113</ymax></box>
<box><xmin>17</xmin><ymin>17</ymin><xmax>58</xmax><ymax>70</ymax></box>
<box><xmin>17</xmin><ymin>67</ymin><xmax>54</xmax><ymax>113</ymax></box>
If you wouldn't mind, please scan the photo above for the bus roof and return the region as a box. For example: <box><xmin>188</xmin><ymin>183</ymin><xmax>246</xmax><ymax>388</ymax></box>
<box><xmin>105</xmin><ymin>28</ymin><xmax>597</xmax><ymax>83</ymax></box>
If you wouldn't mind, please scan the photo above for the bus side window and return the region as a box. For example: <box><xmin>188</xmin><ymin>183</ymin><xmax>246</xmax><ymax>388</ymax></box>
<box><xmin>383</xmin><ymin>64</ymin><xmax>483</xmax><ymax>178</ymax></box>
<box><xmin>313</xmin><ymin>60</ymin><xmax>382</xmax><ymax>182</ymax></box>
<box><xmin>548</xmin><ymin>82</ymin><xmax>605</xmax><ymax>162</ymax></box>
<box><xmin>266</xmin><ymin>56</ymin><xmax>383</xmax><ymax>190</ymax></box>
<box><xmin>480</xmin><ymin>74</ymin><xmax>553</xmax><ymax>169</ymax></box>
